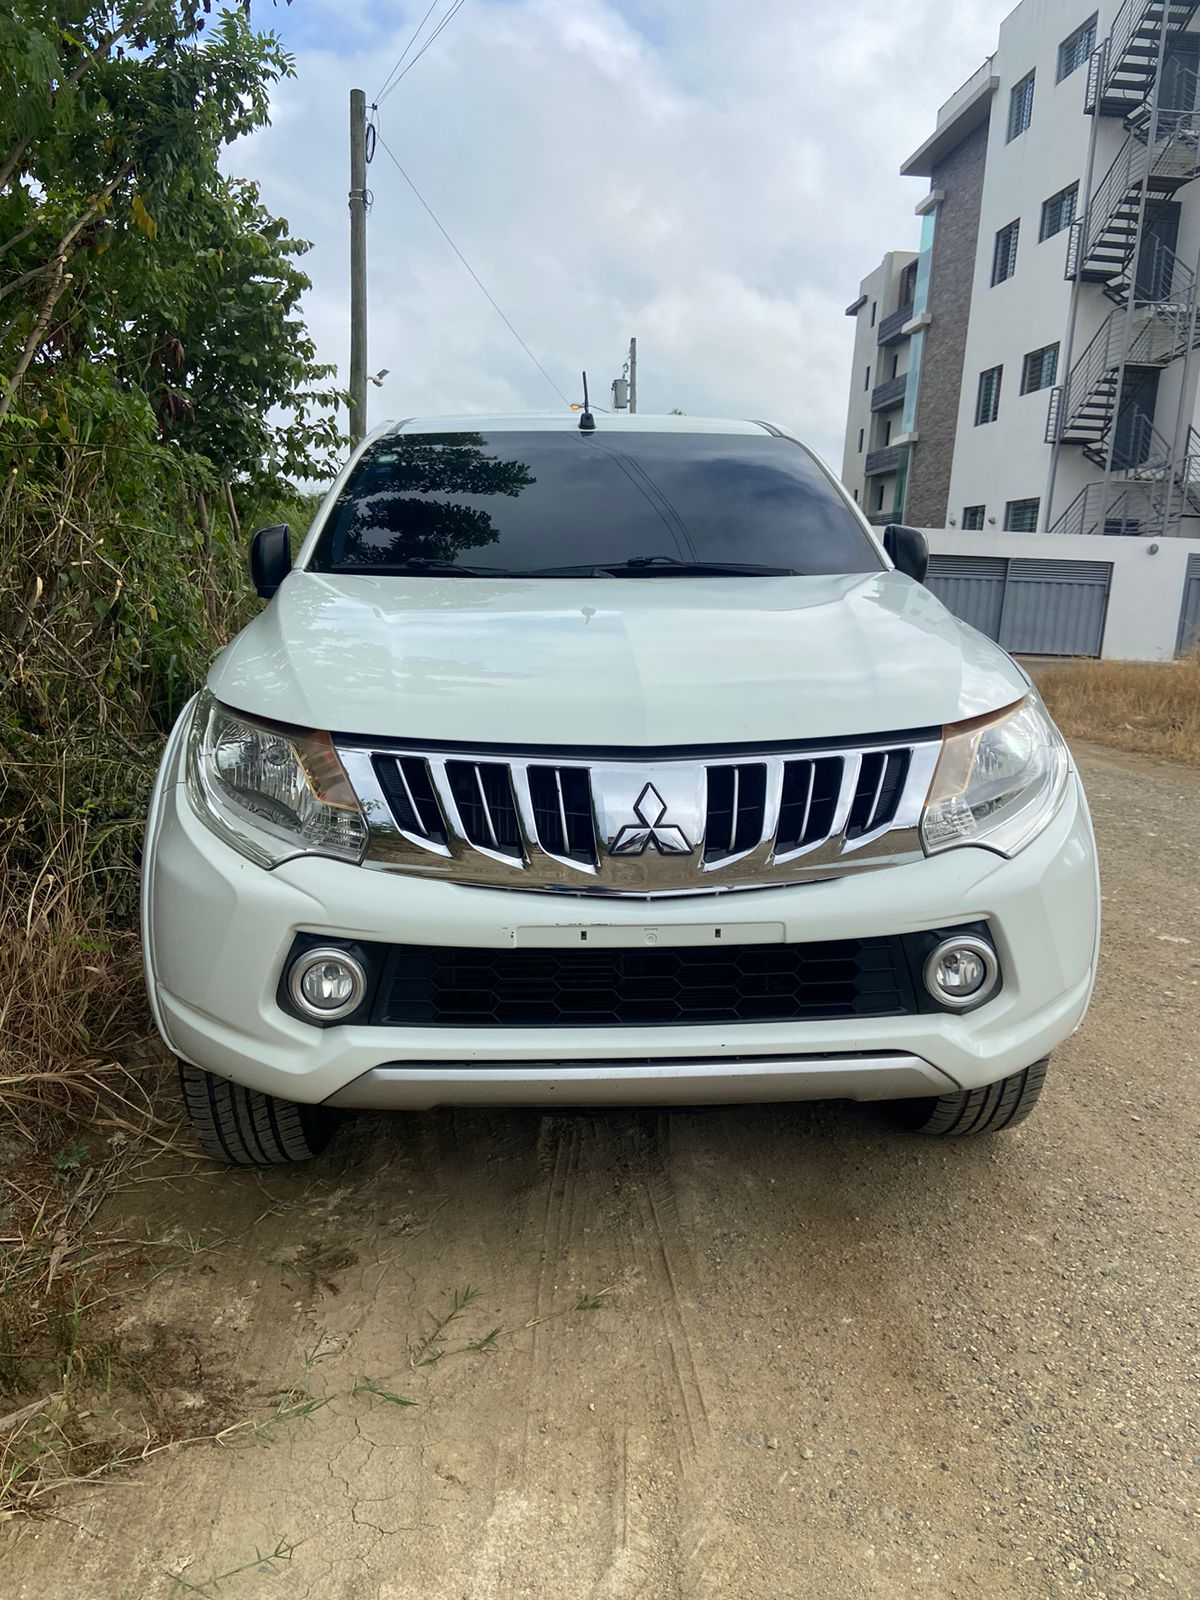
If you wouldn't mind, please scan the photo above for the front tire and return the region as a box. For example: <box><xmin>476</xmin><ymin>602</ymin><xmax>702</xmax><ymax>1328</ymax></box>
<box><xmin>893</xmin><ymin>1057</ymin><xmax>1049</xmax><ymax>1137</ymax></box>
<box><xmin>178</xmin><ymin>1059</ymin><xmax>339</xmax><ymax>1165</ymax></box>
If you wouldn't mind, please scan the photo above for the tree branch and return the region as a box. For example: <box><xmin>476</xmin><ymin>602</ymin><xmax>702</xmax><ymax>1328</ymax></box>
<box><xmin>0</xmin><ymin>0</ymin><xmax>166</xmax><ymax>192</ymax></box>
<box><xmin>0</xmin><ymin>160</ymin><xmax>134</xmax><ymax>423</ymax></box>
<box><xmin>0</xmin><ymin>214</ymin><xmax>44</xmax><ymax>264</ymax></box>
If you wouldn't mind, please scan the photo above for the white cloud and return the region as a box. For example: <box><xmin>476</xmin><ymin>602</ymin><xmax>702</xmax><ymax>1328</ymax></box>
<box><xmin>239</xmin><ymin>0</ymin><xmax>1013</xmax><ymax>466</ymax></box>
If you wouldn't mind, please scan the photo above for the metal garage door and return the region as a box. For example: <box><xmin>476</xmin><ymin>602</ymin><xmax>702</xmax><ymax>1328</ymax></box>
<box><xmin>927</xmin><ymin>555</ymin><xmax>1111</xmax><ymax>657</ymax></box>
<box><xmin>925</xmin><ymin>556</ymin><xmax>1006</xmax><ymax>638</ymax></box>
<box><xmin>999</xmin><ymin>560</ymin><xmax>1111</xmax><ymax>656</ymax></box>
<box><xmin>1177</xmin><ymin>554</ymin><xmax>1200</xmax><ymax>655</ymax></box>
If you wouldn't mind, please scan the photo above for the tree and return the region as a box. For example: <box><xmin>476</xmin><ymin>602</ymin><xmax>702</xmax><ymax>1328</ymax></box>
<box><xmin>0</xmin><ymin>1</ymin><xmax>341</xmax><ymax>491</ymax></box>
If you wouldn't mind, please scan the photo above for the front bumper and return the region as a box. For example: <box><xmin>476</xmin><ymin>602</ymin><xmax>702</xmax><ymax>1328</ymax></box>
<box><xmin>142</xmin><ymin>717</ymin><xmax>1100</xmax><ymax>1110</ymax></box>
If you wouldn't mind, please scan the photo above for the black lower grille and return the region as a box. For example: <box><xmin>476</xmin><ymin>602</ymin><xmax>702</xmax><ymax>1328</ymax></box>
<box><xmin>373</xmin><ymin>938</ymin><xmax>918</xmax><ymax>1027</ymax></box>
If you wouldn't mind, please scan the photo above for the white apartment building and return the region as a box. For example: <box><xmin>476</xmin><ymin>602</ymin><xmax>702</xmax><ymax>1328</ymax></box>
<box><xmin>842</xmin><ymin>0</ymin><xmax>1200</xmax><ymax>544</ymax></box>
<box><xmin>841</xmin><ymin>251</ymin><xmax>917</xmax><ymax>520</ymax></box>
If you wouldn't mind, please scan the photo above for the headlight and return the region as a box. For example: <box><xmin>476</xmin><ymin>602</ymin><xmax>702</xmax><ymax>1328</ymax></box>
<box><xmin>186</xmin><ymin>691</ymin><xmax>367</xmax><ymax>867</ymax></box>
<box><xmin>921</xmin><ymin>694</ymin><xmax>1070</xmax><ymax>858</ymax></box>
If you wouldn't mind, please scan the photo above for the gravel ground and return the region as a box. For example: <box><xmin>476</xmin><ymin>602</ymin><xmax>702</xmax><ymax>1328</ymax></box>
<box><xmin>5</xmin><ymin>742</ymin><xmax>1198</xmax><ymax>1599</ymax></box>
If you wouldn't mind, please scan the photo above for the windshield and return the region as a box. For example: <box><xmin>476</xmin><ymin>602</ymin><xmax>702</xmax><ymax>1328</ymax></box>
<box><xmin>309</xmin><ymin>430</ymin><xmax>882</xmax><ymax>578</ymax></box>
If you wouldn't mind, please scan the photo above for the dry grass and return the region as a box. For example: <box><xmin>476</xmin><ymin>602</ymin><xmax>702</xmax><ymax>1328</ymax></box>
<box><xmin>1033</xmin><ymin>653</ymin><xmax>1200</xmax><ymax>766</ymax></box>
<box><xmin>0</xmin><ymin>784</ymin><xmax>193</xmax><ymax>1516</ymax></box>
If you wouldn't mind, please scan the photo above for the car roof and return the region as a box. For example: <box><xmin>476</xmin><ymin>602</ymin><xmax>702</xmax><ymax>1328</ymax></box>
<box><xmin>385</xmin><ymin>413</ymin><xmax>777</xmax><ymax>436</ymax></box>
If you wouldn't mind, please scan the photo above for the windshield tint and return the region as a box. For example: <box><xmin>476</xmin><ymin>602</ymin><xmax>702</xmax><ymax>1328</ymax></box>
<box><xmin>309</xmin><ymin>430</ymin><xmax>882</xmax><ymax>577</ymax></box>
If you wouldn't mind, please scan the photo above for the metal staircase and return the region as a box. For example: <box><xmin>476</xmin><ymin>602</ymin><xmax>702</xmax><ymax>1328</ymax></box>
<box><xmin>1048</xmin><ymin>3</ymin><xmax>1200</xmax><ymax>538</ymax></box>
<box><xmin>1099</xmin><ymin>231</ymin><xmax>1195</xmax><ymax>305</ymax></box>
<box><xmin>1125</xmin><ymin>420</ymin><xmax>1200</xmax><ymax>504</ymax></box>
<box><xmin>1065</xmin><ymin>116</ymin><xmax>1200</xmax><ymax>288</ymax></box>
<box><xmin>1086</xmin><ymin>0</ymin><xmax>1200</xmax><ymax>117</ymax></box>
<box><xmin>1050</xmin><ymin>421</ymin><xmax>1200</xmax><ymax>533</ymax></box>
<box><xmin>1044</xmin><ymin>301</ymin><xmax>1193</xmax><ymax>460</ymax></box>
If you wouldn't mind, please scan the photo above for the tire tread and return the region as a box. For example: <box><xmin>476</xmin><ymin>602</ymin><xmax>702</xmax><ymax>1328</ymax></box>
<box><xmin>178</xmin><ymin>1060</ymin><xmax>335</xmax><ymax>1165</ymax></box>
<box><xmin>898</xmin><ymin>1057</ymin><xmax>1049</xmax><ymax>1138</ymax></box>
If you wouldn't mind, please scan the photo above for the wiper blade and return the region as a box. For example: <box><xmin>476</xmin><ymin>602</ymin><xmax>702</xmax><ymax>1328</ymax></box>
<box><xmin>536</xmin><ymin>557</ymin><xmax>801</xmax><ymax>578</ymax></box>
<box><xmin>357</xmin><ymin>559</ymin><xmax>522</xmax><ymax>577</ymax></box>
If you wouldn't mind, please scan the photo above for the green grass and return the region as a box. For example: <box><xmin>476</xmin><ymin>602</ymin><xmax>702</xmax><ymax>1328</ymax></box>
<box><xmin>408</xmin><ymin>1285</ymin><xmax>481</xmax><ymax>1369</ymax></box>
<box><xmin>165</xmin><ymin>1537</ymin><xmax>297</xmax><ymax>1596</ymax></box>
<box><xmin>353</xmin><ymin>1378</ymin><xmax>418</xmax><ymax>1408</ymax></box>
<box><xmin>466</xmin><ymin>1326</ymin><xmax>503</xmax><ymax>1353</ymax></box>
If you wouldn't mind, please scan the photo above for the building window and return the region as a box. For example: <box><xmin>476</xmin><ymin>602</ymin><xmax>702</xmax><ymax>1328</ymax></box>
<box><xmin>1005</xmin><ymin>497</ymin><xmax>1040</xmax><ymax>532</ymax></box>
<box><xmin>1021</xmin><ymin>343</ymin><xmax>1060</xmax><ymax>394</ymax></box>
<box><xmin>1057</xmin><ymin>15</ymin><xmax>1097</xmax><ymax>82</ymax></box>
<box><xmin>1007</xmin><ymin>70</ymin><xmax>1035</xmax><ymax>141</ymax></box>
<box><xmin>962</xmin><ymin>505</ymin><xmax>986</xmax><ymax>530</ymax></box>
<box><xmin>899</xmin><ymin>259</ymin><xmax>918</xmax><ymax>306</ymax></box>
<box><xmin>870</xmin><ymin>300</ymin><xmax>877</xmax><ymax>326</ymax></box>
<box><xmin>858</xmin><ymin>427</ymin><xmax>864</xmax><ymax>452</ymax></box>
<box><xmin>853</xmin><ymin>488</ymin><xmax>859</xmax><ymax>503</ymax></box>
<box><xmin>992</xmin><ymin>220</ymin><xmax>1020</xmax><ymax>285</ymax></box>
<box><xmin>976</xmin><ymin>365</ymin><xmax>1002</xmax><ymax>426</ymax></box>
<box><xmin>864</xmin><ymin>364</ymin><xmax>871</xmax><ymax>390</ymax></box>
<box><xmin>875</xmin><ymin>482</ymin><xmax>886</xmax><ymax>513</ymax></box>
<box><xmin>882</xmin><ymin>418</ymin><xmax>892</xmax><ymax>446</ymax></box>
<box><xmin>890</xmin><ymin>352</ymin><xmax>900</xmax><ymax>379</ymax></box>
<box><xmin>1040</xmin><ymin>182</ymin><xmax>1079</xmax><ymax>241</ymax></box>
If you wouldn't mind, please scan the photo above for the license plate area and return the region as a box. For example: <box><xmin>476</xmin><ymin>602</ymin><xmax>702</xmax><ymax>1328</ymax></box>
<box><xmin>509</xmin><ymin>921</ymin><xmax>787</xmax><ymax>949</ymax></box>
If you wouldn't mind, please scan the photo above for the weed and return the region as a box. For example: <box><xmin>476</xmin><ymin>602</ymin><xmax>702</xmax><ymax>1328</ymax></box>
<box><xmin>575</xmin><ymin>1291</ymin><xmax>610</xmax><ymax>1311</ymax></box>
<box><xmin>301</xmin><ymin>1329</ymin><xmax>341</xmax><ymax>1370</ymax></box>
<box><xmin>165</xmin><ymin>1537</ymin><xmax>298</xmax><ymax>1596</ymax></box>
<box><xmin>408</xmin><ymin>1285</ymin><xmax>481</xmax><ymax>1369</ymax></box>
<box><xmin>265</xmin><ymin>1381</ymin><xmax>335</xmax><ymax>1429</ymax></box>
<box><xmin>353</xmin><ymin>1379</ymin><xmax>418</xmax><ymax>1408</ymax></box>
<box><xmin>52</xmin><ymin>1142</ymin><xmax>91</xmax><ymax>1185</ymax></box>
<box><xmin>466</xmin><ymin>1326</ymin><xmax>503</xmax><ymax>1353</ymax></box>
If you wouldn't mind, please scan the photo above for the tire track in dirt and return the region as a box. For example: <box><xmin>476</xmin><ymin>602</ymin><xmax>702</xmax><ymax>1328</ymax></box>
<box><xmin>465</xmin><ymin>1110</ymin><xmax>720</xmax><ymax>1598</ymax></box>
<box><xmin>520</xmin><ymin>1114</ymin><xmax>584</xmax><ymax>1459</ymax></box>
<box><xmin>611</xmin><ymin>1114</ymin><xmax>724</xmax><ymax>1598</ymax></box>
<box><xmin>630</xmin><ymin>1116</ymin><xmax>711</xmax><ymax>1456</ymax></box>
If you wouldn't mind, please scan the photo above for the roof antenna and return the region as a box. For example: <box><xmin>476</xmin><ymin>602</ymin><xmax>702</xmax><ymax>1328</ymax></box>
<box><xmin>579</xmin><ymin>371</ymin><xmax>596</xmax><ymax>432</ymax></box>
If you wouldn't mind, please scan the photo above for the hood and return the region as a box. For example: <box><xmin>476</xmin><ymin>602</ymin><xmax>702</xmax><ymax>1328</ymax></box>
<box><xmin>207</xmin><ymin>569</ymin><xmax>1027</xmax><ymax>748</ymax></box>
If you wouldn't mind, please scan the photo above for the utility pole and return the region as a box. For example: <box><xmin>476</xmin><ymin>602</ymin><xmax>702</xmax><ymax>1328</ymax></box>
<box><xmin>628</xmin><ymin>336</ymin><xmax>637</xmax><ymax>413</ymax></box>
<box><xmin>348</xmin><ymin>88</ymin><xmax>368</xmax><ymax>446</ymax></box>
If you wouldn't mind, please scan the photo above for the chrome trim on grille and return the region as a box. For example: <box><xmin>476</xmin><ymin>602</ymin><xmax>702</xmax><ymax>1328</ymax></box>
<box><xmin>339</xmin><ymin>741</ymin><xmax>941</xmax><ymax>897</ymax></box>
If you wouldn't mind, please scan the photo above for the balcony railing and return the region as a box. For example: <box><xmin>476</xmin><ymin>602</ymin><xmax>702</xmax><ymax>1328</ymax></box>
<box><xmin>876</xmin><ymin>303</ymin><xmax>914</xmax><ymax>346</ymax></box>
<box><xmin>870</xmin><ymin>373</ymin><xmax>908</xmax><ymax>413</ymax></box>
<box><xmin>864</xmin><ymin>446</ymin><xmax>902</xmax><ymax>477</ymax></box>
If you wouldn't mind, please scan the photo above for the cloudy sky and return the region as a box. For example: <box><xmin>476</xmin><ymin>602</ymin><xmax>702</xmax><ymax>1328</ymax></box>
<box><xmin>239</xmin><ymin>0</ymin><xmax>1014</xmax><ymax>467</ymax></box>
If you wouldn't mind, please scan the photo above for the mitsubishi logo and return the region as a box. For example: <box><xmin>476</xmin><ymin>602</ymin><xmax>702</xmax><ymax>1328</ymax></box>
<box><xmin>609</xmin><ymin>783</ymin><xmax>694</xmax><ymax>857</ymax></box>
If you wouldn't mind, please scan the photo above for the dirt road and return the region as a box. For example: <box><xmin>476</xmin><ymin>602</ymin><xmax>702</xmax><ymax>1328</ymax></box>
<box><xmin>6</xmin><ymin>744</ymin><xmax>1199</xmax><ymax>1599</ymax></box>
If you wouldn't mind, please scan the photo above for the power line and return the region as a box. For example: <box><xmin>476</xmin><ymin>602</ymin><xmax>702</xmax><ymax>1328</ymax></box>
<box><xmin>375</xmin><ymin>0</ymin><xmax>442</xmax><ymax>104</ymax></box>
<box><xmin>377</xmin><ymin>0</ymin><xmax>469</xmax><ymax>108</ymax></box>
<box><xmin>373</xmin><ymin>132</ymin><xmax>571</xmax><ymax>408</ymax></box>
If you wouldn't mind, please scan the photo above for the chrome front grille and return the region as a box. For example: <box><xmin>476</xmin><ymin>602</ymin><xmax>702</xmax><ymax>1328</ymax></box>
<box><xmin>339</xmin><ymin>739</ymin><xmax>941</xmax><ymax>897</ymax></box>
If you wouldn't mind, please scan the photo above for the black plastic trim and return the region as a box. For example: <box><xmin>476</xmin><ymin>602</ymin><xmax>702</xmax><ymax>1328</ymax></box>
<box><xmin>276</xmin><ymin>923</ymin><xmax>1001</xmax><ymax>1030</ymax></box>
<box><xmin>331</xmin><ymin>726</ymin><xmax>943</xmax><ymax>760</ymax></box>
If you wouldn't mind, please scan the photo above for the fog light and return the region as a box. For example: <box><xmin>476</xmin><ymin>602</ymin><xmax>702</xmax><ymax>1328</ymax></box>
<box><xmin>288</xmin><ymin>948</ymin><xmax>367</xmax><ymax>1022</ymax></box>
<box><xmin>923</xmin><ymin>935</ymin><xmax>999</xmax><ymax>1012</ymax></box>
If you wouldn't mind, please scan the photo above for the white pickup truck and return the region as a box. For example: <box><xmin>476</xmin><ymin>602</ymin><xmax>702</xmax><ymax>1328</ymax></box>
<box><xmin>142</xmin><ymin>413</ymin><xmax>1100</xmax><ymax>1163</ymax></box>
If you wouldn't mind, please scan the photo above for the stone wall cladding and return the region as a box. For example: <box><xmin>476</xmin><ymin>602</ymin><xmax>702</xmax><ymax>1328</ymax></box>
<box><xmin>906</xmin><ymin>123</ymin><xmax>988</xmax><ymax>528</ymax></box>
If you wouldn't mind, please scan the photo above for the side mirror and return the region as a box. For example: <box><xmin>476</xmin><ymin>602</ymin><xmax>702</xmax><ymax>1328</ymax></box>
<box><xmin>250</xmin><ymin>524</ymin><xmax>292</xmax><ymax>599</ymax></box>
<box><xmin>882</xmin><ymin>523</ymin><xmax>928</xmax><ymax>585</ymax></box>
